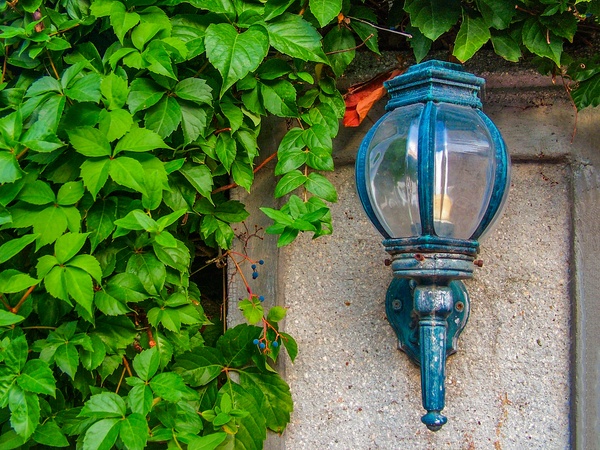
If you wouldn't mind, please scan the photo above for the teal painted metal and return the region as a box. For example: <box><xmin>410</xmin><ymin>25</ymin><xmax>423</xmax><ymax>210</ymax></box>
<box><xmin>355</xmin><ymin>60</ymin><xmax>510</xmax><ymax>431</ymax></box>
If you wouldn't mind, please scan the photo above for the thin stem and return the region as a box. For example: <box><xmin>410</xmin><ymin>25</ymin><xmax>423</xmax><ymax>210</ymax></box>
<box><xmin>122</xmin><ymin>356</ymin><xmax>133</xmax><ymax>377</ymax></box>
<box><xmin>12</xmin><ymin>284</ymin><xmax>36</xmax><ymax>314</ymax></box>
<box><xmin>46</xmin><ymin>51</ymin><xmax>60</xmax><ymax>80</ymax></box>
<box><xmin>115</xmin><ymin>366</ymin><xmax>127</xmax><ymax>394</ymax></box>
<box><xmin>325</xmin><ymin>34</ymin><xmax>374</xmax><ymax>55</ymax></box>
<box><xmin>21</xmin><ymin>326</ymin><xmax>58</xmax><ymax>330</ymax></box>
<box><xmin>211</xmin><ymin>151</ymin><xmax>278</xmax><ymax>194</ymax></box>
<box><xmin>1</xmin><ymin>46</ymin><xmax>7</xmax><ymax>85</ymax></box>
<box><xmin>0</xmin><ymin>295</ymin><xmax>10</xmax><ymax>311</ymax></box>
<box><xmin>16</xmin><ymin>147</ymin><xmax>29</xmax><ymax>160</ymax></box>
<box><xmin>347</xmin><ymin>16</ymin><xmax>412</xmax><ymax>38</ymax></box>
<box><xmin>228</xmin><ymin>253</ymin><xmax>252</xmax><ymax>297</ymax></box>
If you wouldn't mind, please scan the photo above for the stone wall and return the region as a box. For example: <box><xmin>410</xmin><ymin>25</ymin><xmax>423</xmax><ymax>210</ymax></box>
<box><xmin>229</xmin><ymin>59</ymin><xmax>600</xmax><ymax>449</ymax></box>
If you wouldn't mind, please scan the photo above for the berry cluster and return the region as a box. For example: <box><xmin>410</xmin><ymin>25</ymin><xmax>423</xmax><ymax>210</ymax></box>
<box><xmin>251</xmin><ymin>259</ymin><xmax>265</xmax><ymax>279</ymax></box>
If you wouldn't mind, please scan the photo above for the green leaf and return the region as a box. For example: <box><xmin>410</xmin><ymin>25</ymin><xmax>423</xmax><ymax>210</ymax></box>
<box><xmin>323</xmin><ymin>27</ymin><xmax>355</xmax><ymax>77</ymax></box>
<box><xmin>81</xmin><ymin>392</ymin><xmax>127</xmax><ymax>418</ymax></box>
<box><xmin>80</xmin><ymin>158</ymin><xmax>111</xmax><ymax>198</ymax></box>
<box><xmin>110</xmin><ymin>2</ymin><xmax>140</xmax><ymax>44</ymax></box>
<box><xmin>54</xmin><ymin>232</ymin><xmax>88</xmax><ymax>264</ymax></box>
<box><xmin>0</xmin><ymin>430</ymin><xmax>26</xmax><ymax>449</ymax></box>
<box><xmin>65</xmin><ymin>267</ymin><xmax>94</xmax><ymax>316</ymax></box>
<box><xmin>54</xmin><ymin>343</ymin><xmax>79</xmax><ymax>379</ymax></box>
<box><xmin>274</xmin><ymin>170</ymin><xmax>307</xmax><ymax>198</ymax></box>
<box><xmin>114</xmin><ymin>128</ymin><xmax>168</xmax><ymax>154</ymax></box>
<box><xmin>260</xmin><ymin>80</ymin><xmax>298</xmax><ymax>117</ymax></box>
<box><xmin>0</xmin><ymin>234</ymin><xmax>37</xmax><ymax>264</ymax></box>
<box><xmin>522</xmin><ymin>18</ymin><xmax>562</xmax><ymax>66</ymax></box>
<box><xmin>68</xmin><ymin>127</ymin><xmax>112</xmax><ymax>157</ymax></box>
<box><xmin>0</xmin><ymin>310</ymin><xmax>25</xmax><ymax>327</ymax></box>
<box><xmin>57</xmin><ymin>181</ymin><xmax>85</xmax><ymax>206</ymax></box>
<box><xmin>86</xmin><ymin>198</ymin><xmax>117</xmax><ymax>251</ymax></box>
<box><xmin>267</xmin><ymin>306</ymin><xmax>287</xmax><ymax>322</ymax></box>
<box><xmin>175</xmin><ymin>78</ymin><xmax>213</xmax><ymax>104</ymax></box>
<box><xmin>205</xmin><ymin>23</ymin><xmax>269</xmax><ymax>97</ymax></box>
<box><xmin>540</xmin><ymin>12</ymin><xmax>578</xmax><ymax>43</ymax></box>
<box><xmin>572</xmin><ymin>73</ymin><xmax>600</xmax><ymax>110</ymax></box>
<box><xmin>180</xmin><ymin>102</ymin><xmax>209</xmax><ymax>144</ymax></box>
<box><xmin>143</xmin><ymin>41</ymin><xmax>177</xmax><ymax>79</ymax></box>
<box><xmin>239</xmin><ymin>299</ymin><xmax>264</xmax><ymax>324</ymax></box>
<box><xmin>119</xmin><ymin>414</ymin><xmax>148</xmax><ymax>450</ymax></box>
<box><xmin>476</xmin><ymin>0</ymin><xmax>515</xmax><ymax>30</ymax></box>
<box><xmin>0</xmin><ymin>153</ymin><xmax>23</xmax><ymax>184</ymax></box>
<box><xmin>239</xmin><ymin>370</ymin><xmax>292</xmax><ymax>432</ymax></box>
<box><xmin>80</xmin><ymin>334</ymin><xmax>107</xmax><ymax>371</ymax></box>
<box><xmin>217</xmin><ymin>324</ymin><xmax>260</xmax><ymax>366</ymax></box>
<box><xmin>186</xmin><ymin>0</ymin><xmax>235</xmax><ymax>16</ymax></box>
<box><xmin>99</xmin><ymin>109</ymin><xmax>134</xmax><ymax>142</ymax></box>
<box><xmin>180</xmin><ymin>162</ymin><xmax>213</xmax><ymax>200</ymax></box>
<box><xmin>491</xmin><ymin>32</ymin><xmax>522</xmax><ymax>62</ymax></box>
<box><xmin>20</xmin><ymin>0</ymin><xmax>42</xmax><ymax>12</ymax></box>
<box><xmin>127</xmin><ymin>384</ymin><xmax>153</xmax><ymax>415</ymax></box>
<box><xmin>232</xmin><ymin>159</ymin><xmax>254</xmax><ymax>192</ymax></box>
<box><xmin>95</xmin><ymin>316</ymin><xmax>137</xmax><ymax>352</ymax></box>
<box><xmin>65</xmin><ymin>74</ymin><xmax>102</xmax><ymax>103</ymax></box>
<box><xmin>126</xmin><ymin>253</ymin><xmax>166</xmax><ymax>296</ymax></box>
<box><xmin>267</xmin><ymin>14</ymin><xmax>328</xmax><ymax>63</ymax></box>
<box><xmin>215</xmin><ymin>132</ymin><xmax>237</xmax><ymax>171</ymax></box>
<box><xmin>68</xmin><ymin>255</ymin><xmax>102</xmax><ymax>283</ymax></box>
<box><xmin>218</xmin><ymin>381</ymin><xmax>266</xmax><ymax>449</ymax></box>
<box><xmin>109</xmin><ymin>156</ymin><xmax>147</xmax><ymax>194</ymax></box>
<box><xmin>172</xmin><ymin>347</ymin><xmax>225</xmax><ymax>387</ymax></box>
<box><xmin>453</xmin><ymin>15</ymin><xmax>491</xmax><ymax>63</ymax></box>
<box><xmin>128</xmin><ymin>78</ymin><xmax>165</xmax><ymax>114</ymax></box>
<box><xmin>33</xmin><ymin>420</ymin><xmax>69</xmax><ymax>447</ymax></box>
<box><xmin>4</xmin><ymin>335</ymin><xmax>28</xmax><ymax>371</ymax></box>
<box><xmin>305</xmin><ymin>172</ymin><xmax>337</xmax><ymax>202</ymax></box>
<box><xmin>17</xmin><ymin>360</ymin><xmax>56</xmax><ymax>397</ymax></box>
<box><xmin>0</xmin><ymin>270</ymin><xmax>38</xmax><ymax>294</ymax></box>
<box><xmin>82</xmin><ymin>418</ymin><xmax>121</xmax><ymax>450</ymax></box>
<box><xmin>144</xmin><ymin>96</ymin><xmax>182</xmax><ymax>139</ymax></box>
<box><xmin>310</xmin><ymin>0</ymin><xmax>342</xmax><ymax>27</ymax></box>
<box><xmin>18</xmin><ymin>180</ymin><xmax>55</xmax><ymax>205</ymax></box>
<box><xmin>404</xmin><ymin>0</ymin><xmax>461</xmax><ymax>41</ymax></box>
<box><xmin>133</xmin><ymin>347</ymin><xmax>160</xmax><ymax>381</ymax></box>
<box><xmin>187</xmin><ymin>433</ymin><xmax>228</xmax><ymax>450</ymax></box>
<box><xmin>101</xmin><ymin>72</ymin><xmax>129</xmax><ymax>110</ymax></box>
<box><xmin>9</xmin><ymin>387</ymin><xmax>40</xmax><ymax>440</ymax></box>
<box><xmin>44</xmin><ymin>266</ymin><xmax>69</xmax><ymax>303</ymax></box>
<box><xmin>150</xmin><ymin>372</ymin><xmax>197</xmax><ymax>402</ymax></box>
<box><xmin>105</xmin><ymin>273</ymin><xmax>149</xmax><ymax>303</ymax></box>
<box><xmin>280</xmin><ymin>332</ymin><xmax>298</xmax><ymax>362</ymax></box>
<box><xmin>153</xmin><ymin>241</ymin><xmax>191</xmax><ymax>273</ymax></box>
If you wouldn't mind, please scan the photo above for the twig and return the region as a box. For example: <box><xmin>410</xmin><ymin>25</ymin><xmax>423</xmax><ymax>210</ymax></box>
<box><xmin>1</xmin><ymin>47</ymin><xmax>8</xmax><ymax>85</ymax></box>
<box><xmin>347</xmin><ymin>16</ymin><xmax>412</xmax><ymax>38</ymax></box>
<box><xmin>211</xmin><ymin>151</ymin><xmax>278</xmax><ymax>194</ymax></box>
<box><xmin>560</xmin><ymin>74</ymin><xmax>579</xmax><ymax>142</ymax></box>
<box><xmin>11</xmin><ymin>284</ymin><xmax>36</xmax><ymax>314</ymax></box>
<box><xmin>115</xmin><ymin>366</ymin><xmax>127</xmax><ymax>393</ymax></box>
<box><xmin>325</xmin><ymin>34</ymin><xmax>375</xmax><ymax>55</ymax></box>
<box><xmin>122</xmin><ymin>356</ymin><xmax>133</xmax><ymax>377</ymax></box>
<box><xmin>16</xmin><ymin>147</ymin><xmax>29</xmax><ymax>160</ymax></box>
<box><xmin>46</xmin><ymin>51</ymin><xmax>60</xmax><ymax>80</ymax></box>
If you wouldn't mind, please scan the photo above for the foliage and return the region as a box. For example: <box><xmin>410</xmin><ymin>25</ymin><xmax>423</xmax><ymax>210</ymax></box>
<box><xmin>0</xmin><ymin>0</ymin><xmax>375</xmax><ymax>447</ymax></box>
<box><xmin>394</xmin><ymin>0</ymin><xmax>600</xmax><ymax>110</ymax></box>
<box><xmin>1</xmin><ymin>0</ymin><xmax>598</xmax><ymax>448</ymax></box>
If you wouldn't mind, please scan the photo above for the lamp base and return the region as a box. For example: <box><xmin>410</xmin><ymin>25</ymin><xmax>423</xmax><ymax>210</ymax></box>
<box><xmin>385</xmin><ymin>278</ymin><xmax>470</xmax><ymax>365</ymax></box>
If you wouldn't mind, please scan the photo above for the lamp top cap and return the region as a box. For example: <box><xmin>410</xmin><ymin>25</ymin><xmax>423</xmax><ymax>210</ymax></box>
<box><xmin>384</xmin><ymin>59</ymin><xmax>485</xmax><ymax>110</ymax></box>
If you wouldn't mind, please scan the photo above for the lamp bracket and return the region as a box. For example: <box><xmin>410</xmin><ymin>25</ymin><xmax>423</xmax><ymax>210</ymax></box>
<box><xmin>385</xmin><ymin>278</ymin><xmax>470</xmax><ymax>365</ymax></box>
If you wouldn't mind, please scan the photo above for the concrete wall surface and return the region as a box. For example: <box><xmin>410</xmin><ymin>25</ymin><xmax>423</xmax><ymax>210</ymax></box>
<box><xmin>229</xmin><ymin>60</ymin><xmax>600</xmax><ymax>449</ymax></box>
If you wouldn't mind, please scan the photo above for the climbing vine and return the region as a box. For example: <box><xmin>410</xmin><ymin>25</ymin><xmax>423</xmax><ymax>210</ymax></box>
<box><xmin>0</xmin><ymin>0</ymin><xmax>598</xmax><ymax>449</ymax></box>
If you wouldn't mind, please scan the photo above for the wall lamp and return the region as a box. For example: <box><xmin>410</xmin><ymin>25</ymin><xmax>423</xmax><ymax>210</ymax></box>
<box><xmin>355</xmin><ymin>60</ymin><xmax>511</xmax><ymax>431</ymax></box>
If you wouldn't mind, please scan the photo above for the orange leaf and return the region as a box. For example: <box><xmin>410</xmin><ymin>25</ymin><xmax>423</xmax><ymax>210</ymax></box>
<box><xmin>343</xmin><ymin>69</ymin><xmax>404</xmax><ymax>127</ymax></box>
